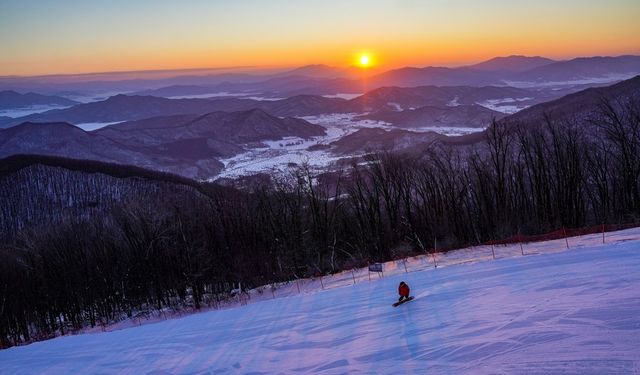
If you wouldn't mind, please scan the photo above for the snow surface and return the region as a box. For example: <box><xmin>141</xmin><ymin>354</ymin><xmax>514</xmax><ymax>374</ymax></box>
<box><xmin>322</xmin><ymin>93</ymin><xmax>363</xmax><ymax>100</ymax></box>
<box><xmin>447</xmin><ymin>96</ymin><xmax>461</xmax><ymax>107</ymax></box>
<box><xmin>387</xmin><ymin>102</ymin><xmax>403</xmax><ymax>111</ymax></box>
<box><xmin>215</xmin><ymin>113</ymin><xmax>484</xmax><ymax>180</ymax></box>
<box><xmin>1</xmin><ymin>228</ymin><xmax>639</xmax><ymax>374</ymax></box>
<box><xmin>216</xmin><ymin>113</ymin><xmax>382</xmax><ymax>179</ymax></box>
<box><xmin>477</xmin><ymin>97</ymin><xmax>533</xmax><ymax>114</ymax></box>
<box><xmin>404</xmin><ymin>126</ymin><xmax>483</xmax><ymax>136</ymax></box>
<box><xmin>74</xmin><ymin>121</ymin><xmax>123</xmax><ymax>131</ymax></box>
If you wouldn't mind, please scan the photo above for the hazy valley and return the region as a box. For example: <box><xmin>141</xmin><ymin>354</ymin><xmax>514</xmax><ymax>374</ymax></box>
<box><xmin>1</xmin><ymin>55</ymin><xmax>639</xmax><ymax>180</ymax></box>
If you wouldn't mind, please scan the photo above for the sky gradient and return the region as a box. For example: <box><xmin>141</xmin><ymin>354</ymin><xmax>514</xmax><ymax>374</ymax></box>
<box><xmin>1</xmin><ymin>0</ymin><xmax>639</xmax><ymax>76</ymax></box>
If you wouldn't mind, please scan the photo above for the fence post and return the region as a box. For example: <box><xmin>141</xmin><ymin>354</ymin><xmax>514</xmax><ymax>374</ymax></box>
<box><xmin>519</xmin><ymin>233</ymin><xmax>524</xmax><ymax>256</ymax></box>
<box><xmin>563</xmin><ymin>227</ymin><xmax>569</xmax><ymax>249</ymax></box>
<box><xmin>271</xmin><ymin>285</ymin><xmax>276</xmax><ymax>299</ymax></box>
<box><xmin>319</xmin><ymin>275</ymin><xmax>325</xmax><ymax>290</ymax></box>
<box><xmin>351</xmin><ymin>270</ymin><xmax>356</xmax><ymax>284</ymax></box>
<box><xmin>432</xmin><ymin>251</ymin><xmax>438</xmax><ymax>268</ymax></box>
<box><xmin>403</xmin><ymin>259</ymin><xmax>408</xmax><ymax>273</ymax></box>
<box><xmin>491</xmin><ymin>242</ymin><xmax>496</xmax><ymax>259</ymax></box>
<box><xmin>296</xmin><ymin>280</ymin><xmax>301</xmax><ymax>294</ymax></box>
<box><xmin>602</xmin><ymin>223</ymin><xmax>605</xmax><ymax>244</ymax></box>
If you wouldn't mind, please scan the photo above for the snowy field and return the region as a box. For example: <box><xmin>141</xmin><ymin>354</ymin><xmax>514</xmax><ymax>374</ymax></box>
<box><xmin>74</xmin><ymin>121</ymin><xmax>123</xmax><ymax>131</ymax></box>
<box><xmin>404</xmin><ymin>125</ymin><xmax>484</xmax><ymax>136</ymax></box>
<box><xmin>1</xmin><ymin>228</ymin><xmax>639</xmax><ymax>374</ymax></box>
<box><xmin>477</xmin><ymin>97</ymin><xmax>533</xmax><ymax>114</ymax></box>
<box><xmin>215</xmin><ymin>113</ymin><xmax>484</xmax><ymax>179</ymax></box>
<box><xmin>216</xmin><ymin>113</ymin><xmax>383</xmax><ymax>179</ymax></box>
<box><xmin>322</xmin><ymin>93</ymin><xmax>363</xmax><ymax>100</ymax></box>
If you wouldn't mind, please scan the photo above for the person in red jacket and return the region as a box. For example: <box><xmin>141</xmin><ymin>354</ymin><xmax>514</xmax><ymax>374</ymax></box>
<box><xmin>398</xmin><ymin>281</ymin><xmax>410</xmax><ymax>302</ymax></box>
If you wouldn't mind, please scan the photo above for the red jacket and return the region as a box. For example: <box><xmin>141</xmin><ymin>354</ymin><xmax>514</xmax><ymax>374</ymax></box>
<box><xmin>398</xmin><ymin>283</ymin><xmax>410</xmax><ymax>297</ymax></box>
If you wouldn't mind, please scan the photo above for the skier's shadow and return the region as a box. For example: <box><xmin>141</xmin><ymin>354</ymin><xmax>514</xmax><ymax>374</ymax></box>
<box><xmin>397</xmin><ymin>295</ymin><xmax>426</xmax><ymax>360</ymax></box>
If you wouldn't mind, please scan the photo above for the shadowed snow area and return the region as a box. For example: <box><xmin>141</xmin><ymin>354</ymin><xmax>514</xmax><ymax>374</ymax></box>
<box><xmin>1</xmin><ymin>230</ymin><xmax>639</xmax><ymax>374</ymax></box>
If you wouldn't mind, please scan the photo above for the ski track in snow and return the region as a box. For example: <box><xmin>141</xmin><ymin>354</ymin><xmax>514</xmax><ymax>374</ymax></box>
<box><xmin>1</xmin><ymin>228</ymin><xmax>639</xmax><ymax>374</ymax></box>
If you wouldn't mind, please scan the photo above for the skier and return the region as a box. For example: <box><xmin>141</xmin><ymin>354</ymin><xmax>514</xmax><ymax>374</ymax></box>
<box><xmin>398</xmin><ymin>281</ymin><xmax>410</xmax><ymax>302</ymax></box>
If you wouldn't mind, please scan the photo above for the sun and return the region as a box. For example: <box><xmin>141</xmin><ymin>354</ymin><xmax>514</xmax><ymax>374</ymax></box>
<box><xmin>359</xmin><ymin>54</ymin><xmax>370</xmax><ymax>67</ymax></box>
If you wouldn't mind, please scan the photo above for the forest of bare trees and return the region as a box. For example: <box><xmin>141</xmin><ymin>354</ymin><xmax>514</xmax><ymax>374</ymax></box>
<box><xmin>1</xmin><ymin>99</ymin><xmax>639</xmax><ymax>347</ymax></box>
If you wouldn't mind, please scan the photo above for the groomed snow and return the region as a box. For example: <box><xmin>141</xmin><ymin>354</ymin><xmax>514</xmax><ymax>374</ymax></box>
<box><xmin>1</xmin><ymin>228</ymin><xmax>639</xmax><ymax>374</ymax></box>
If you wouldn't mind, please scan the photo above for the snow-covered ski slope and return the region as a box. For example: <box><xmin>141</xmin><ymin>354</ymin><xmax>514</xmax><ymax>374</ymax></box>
<box><xmin>1</xmin><ymin>229</ymin><xmax>640</xmax><ymax>374</ymax></box>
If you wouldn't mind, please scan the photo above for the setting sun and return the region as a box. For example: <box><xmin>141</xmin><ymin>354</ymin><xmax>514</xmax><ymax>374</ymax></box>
<box><xmin>359</xmin><ymin>55</ymin><xmax>370</xmax><ymax>67</ymax></box>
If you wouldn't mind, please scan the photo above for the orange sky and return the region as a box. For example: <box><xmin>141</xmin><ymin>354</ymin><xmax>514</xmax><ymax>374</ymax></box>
<box><xmin>1</xmin><ymin>0</ymin><xmax>639</xmax><ymax>76</ymax></box>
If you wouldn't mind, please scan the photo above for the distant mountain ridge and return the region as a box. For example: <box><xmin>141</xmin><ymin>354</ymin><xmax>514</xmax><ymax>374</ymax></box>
<box><xmin>502</xmin><ymin>75</ymin><xmax>640</xmax><ymax>125</ymax></box>
<box><xmin>1</xmin><ymin>76</ymin><xmax>639</xmax><ymax>179</ymax></box>
<box><xmin>328</xmin><ymin>128</ymin><xmax>445</xmax><ymax>155</ymax></box>
<box><xmin>0</xmin><ymin>94</ymin><xmax>353</xmax><ymax>128</ymax></box>
<box><xmin>350</xmin><ymin>85</ymin><xmax>535</xmax><ymax>111</ymax></box>
<box><xmin>0</xmin><ymin>109</ymin><xmax>324</xmax><ymax>178</ymax></box>
<box><xmin>4</xmin><ymin>55</ymin><xmax>637</xmax><ymax>99</ymax></box>
<box><xmin>96</xmin><ymin>108</ymin><xmax>324</xmax><ymax>146</ymax></box>
<box><xmin>0</xmin><ymin>90</ymin><xmax>78</xmax><ymax>109</ymax></box>
<box><xmin>369</xmin><ymin>55</ymin><xmax>640</xmax><ymax>89</ymax></box>
<box><xmin>511</xmin><ymin>55</ymin><xmax>640</xmax><ymax>83</ymax></box>
<box><xmin>358</xmin><ymin>104</ymin><xmax>505</xmax><ymax>129</ymax></box>
<box><xmin>468</xmin><ymin>55</ymin><xmax>556</xmax><ymax>72</ymax></box>
<box><xmin>0</xmin><ymin>85</ymin><xmax>538</xmax><ymax>128</ymax></box>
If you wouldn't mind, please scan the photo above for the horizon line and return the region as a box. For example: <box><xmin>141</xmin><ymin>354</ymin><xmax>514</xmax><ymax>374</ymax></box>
<box><xmin>1</xmin><ymin>53</ymin><xmax>639</xmax><ymax>80</ymax></box>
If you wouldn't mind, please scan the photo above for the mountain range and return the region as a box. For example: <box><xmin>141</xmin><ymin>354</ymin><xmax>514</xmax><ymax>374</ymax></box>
<box><xmin>1</xmin><ymin>55</ymin><xmax>638</xmax><ymax>100</ymax></box>
<box><xmin>357</xmin><ymin>104</ymin><xmax>505</xmax><ymax>129</ymax></box>
<box><xmin>6</xmin><ymin>76</ymin><xmax>637</xmax><ymax>178</ymax></box>
<box><xmin>136</xmin><ymin>54</ymin><xmax>638</xmax><ymax>99</ymax></box>
<box><xmin>466</xmin><ymin>56</ymin><xmax>556</xmax><ymax>72</ymax></box>
<box><xmin>503</xmin><ymin>75</ymin><xmax>640</xmax><ymax>125</ymax></box>
<box><xmin>0</xmin><ymin>85</ymin><xmax>549</xmax><ymax>128</ymax></box>
<box><xmin>0</xmin><ymin>90</ymin><xmax>78</xmax><ymax>110</ymax></box>
<box><xmin>0</xmin><ymin>109</ymin><xmax>323</xmax><ymax>178</ymax></box>
<box><xmin>1</xmin><ymin>58</ymin><xmax>639</xmax><ymax>180</ymax></box>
